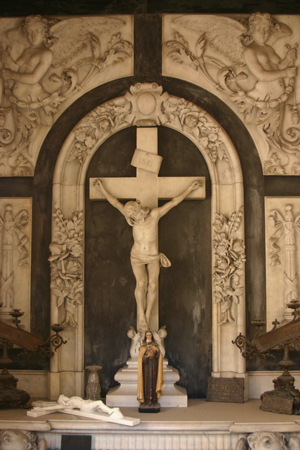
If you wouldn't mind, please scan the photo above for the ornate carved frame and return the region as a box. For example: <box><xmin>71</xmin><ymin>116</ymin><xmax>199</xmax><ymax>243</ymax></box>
<box><xmin>49</xmin><ymin>83</ymin><xmax>246</xmax><ymax>399</ymax></box>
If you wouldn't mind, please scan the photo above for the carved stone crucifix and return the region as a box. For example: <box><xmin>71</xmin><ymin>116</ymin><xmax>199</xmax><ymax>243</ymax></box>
<box><xmin>90</xmin><ymin>127</ymin><xmax>205</xmax><ymax>331</ymax></box>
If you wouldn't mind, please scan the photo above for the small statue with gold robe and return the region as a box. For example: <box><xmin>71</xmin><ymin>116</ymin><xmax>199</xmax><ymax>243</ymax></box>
<box><xmin>137</xmin><ymin>331</ymin><xmax>163</xmax><ymax>412</ymax></box>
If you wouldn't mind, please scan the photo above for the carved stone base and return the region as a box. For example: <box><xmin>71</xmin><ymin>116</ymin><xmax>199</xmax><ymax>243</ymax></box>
<box><xmin>106</xmin><ymin>358</ymin><xmax>188</xmax><ymax>407</ymax></box>
<box><xmin>0</xmin><ymin>368</ymin><xmax>30</xmax><ymax>408</ymax></box>
<box><xmin>260</xmin><ymin>368</ymin><xmax>300</xmax><ymax>415</ymax></box>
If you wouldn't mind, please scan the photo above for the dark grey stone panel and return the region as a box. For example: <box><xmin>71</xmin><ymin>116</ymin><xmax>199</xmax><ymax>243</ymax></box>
<box><xmin>85</xmin><ymin>125</ymin><xmax>211</xmax><ymax>398</ymax></box>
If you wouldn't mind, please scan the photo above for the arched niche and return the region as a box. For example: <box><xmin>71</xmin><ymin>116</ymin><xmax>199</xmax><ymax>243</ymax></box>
<box><xmin>48</xmin><ymin>82</ymin><xmax>246</xmax><ymax>399</ymax></box>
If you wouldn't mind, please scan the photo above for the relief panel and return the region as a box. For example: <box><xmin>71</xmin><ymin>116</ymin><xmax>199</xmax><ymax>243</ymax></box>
<box><xmin>163</xmin><ymin>14</ymin><xmax>300</xmax><ymax>175</ymax></box>
<box><xmin>0</xmin><ymin>15</ymin><xmax>133</xmax><ymax>177</ymax></box>
<box><xmin>265</xmin><ymin>197</ymin><xmax>300</xmax><ymax>329</ymax></box>
<box><xmin>0</xmin><ymin>198</ymin><xmax>32</xmax><ymax>331</ymax></box>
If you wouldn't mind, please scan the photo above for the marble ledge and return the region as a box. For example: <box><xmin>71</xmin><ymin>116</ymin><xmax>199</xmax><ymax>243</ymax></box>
<box><xmin>1</xmin><ymin>400</ymin><xmax>300</xmax><ymax>433</ymax></box>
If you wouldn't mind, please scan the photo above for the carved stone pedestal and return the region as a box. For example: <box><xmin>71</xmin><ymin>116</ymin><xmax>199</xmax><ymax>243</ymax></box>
<box><xmin>106</xmin><ymin>358</ymin><xmax>188</xmax><ymax>407</ymax></box>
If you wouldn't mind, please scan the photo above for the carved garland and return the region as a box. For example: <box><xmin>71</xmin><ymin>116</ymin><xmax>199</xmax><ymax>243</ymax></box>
<box><xmin>160</xmin><ymin>96</ymin><xmax>230</xmax><ymax>165</ymax></box>
<box><xmin>49</xmin><ymin>209</ymin><xmax>83</xmax><ymax>328</ymax></box>
<box><xmin>213</xmin><ymin>208</ymin><xmax>245</xmax><ymax>325</ymax></box>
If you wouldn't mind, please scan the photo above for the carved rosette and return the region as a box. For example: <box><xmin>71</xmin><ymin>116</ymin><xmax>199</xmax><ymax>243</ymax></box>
<box><xmin>49</xmin><ymin>209</ymin><xmax>83</xmax><ymax>327</ymax></box>
<box><xmin>213</xmin><ymin>208</ymin><xmax>245</xmax><ymax>325</ymax></box>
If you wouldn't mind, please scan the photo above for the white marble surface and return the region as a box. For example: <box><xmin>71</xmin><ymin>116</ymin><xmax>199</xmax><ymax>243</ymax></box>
<box><xmin>2</xmin><ymin>399</ymin><xmax>300</xmax><ymax>449</ymax></box>
<box><xmin>106</xmin><ymin>358</ymin><xmax>188</xmax><ymax>407</ymax></box>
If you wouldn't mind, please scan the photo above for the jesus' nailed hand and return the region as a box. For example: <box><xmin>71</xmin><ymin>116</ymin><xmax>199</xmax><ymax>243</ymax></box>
<box><xmin>93</xmin><ymin>177</ymin><xmax>202</xmax><ymax>331</ymax></box>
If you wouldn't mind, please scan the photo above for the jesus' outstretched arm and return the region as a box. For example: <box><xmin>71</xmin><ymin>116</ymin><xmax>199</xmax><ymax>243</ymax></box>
<box><xmin>156</xmin><ymin>178</ymin><xmax>202</xmax><ymax>219</ymax></box>
<box><xmin>94</xmin><ymin>178</ymin><xmax>125</xmax><ymax>215</ymax></box>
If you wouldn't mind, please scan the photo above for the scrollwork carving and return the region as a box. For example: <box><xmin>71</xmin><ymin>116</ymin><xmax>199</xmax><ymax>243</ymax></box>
<box><xmin>163</xmin><ymin>13</ymin><xmax>300</xmax><ymax>175</ymax></box>
<box><xmin>0</xmin><ymin>15</ymin><xmax>133</xmax><ymax>176</ymax></box>
<box><xmin>49</xmin><ymin>209</ymin><xmax>83</xmax><ymax>328</ymax></box>
<box><xmin>213</xmin><ymin>208</ymin><xmax>246</xmax><ymax>324</ymax></box>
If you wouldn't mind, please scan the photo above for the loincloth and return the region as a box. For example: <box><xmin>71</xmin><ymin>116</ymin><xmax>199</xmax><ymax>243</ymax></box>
<box><xmin>130</xmin><ymin>249</ymin><xmax>171</xmax><ymax>267</ymax></box>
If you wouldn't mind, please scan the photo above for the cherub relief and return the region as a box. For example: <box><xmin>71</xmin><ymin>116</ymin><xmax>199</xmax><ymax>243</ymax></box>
<box><xmin>0</xmin><ymin>15</ymin><xmax>133</xmax><ymax>176</ymax></box>
<box><xmin>0</xmin><ymin>430</ymin><xmax>47</xmax><ymax>450</ymax></box>
<box><xmin>164</xmin><ymin>13</ymin><xmax>300</xmax><ymax>174</ymax></box>
<box><xmin>235</xmin><ymin>431</ymin><xmax>300</xmax><ymax>450</ymax></box>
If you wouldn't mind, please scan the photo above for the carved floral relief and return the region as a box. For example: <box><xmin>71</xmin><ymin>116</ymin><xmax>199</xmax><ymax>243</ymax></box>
<box><xmin>0</xmin><ymin>15</ymin><xmax>133</xmax><ymax>177</ymax></box>
<box><xmin>0</xmin><ymin>199</ymin><xmax>31</xmax><ymax>330</ymax></box>
<box><xmin>163</xmin><ymin>13</ymin><xmax>300</xmax><ymax>175</ymax></box>
<box><xmin>266</xmin><ymin>197</ymin><xmax>300</xmax><ymax>329</ymax></box>
<box><xmin>213</xmin><ymin>208</ymin><xmax>245</xmax><ymax>325</ymax></box>
<box><xmin>49</xmin><ymin>209</ymin><xmax>83</xmax><ymax>328</ymax></box>
<box><xmin>160</xmin><ymin>95</ymin><xmax>230</xmax><ymax>166</ymax></box>
<box><xmin>67</xmin><ymin>96</ymin><xmax>132</xmax><ymax>165</ymax></box>
<box><xmin>65</xmin><ymin>83</ymin><xmax>232</xmax><ymax>172</ymax></box>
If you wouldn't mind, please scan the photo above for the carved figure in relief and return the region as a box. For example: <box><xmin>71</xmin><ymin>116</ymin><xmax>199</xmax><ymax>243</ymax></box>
<box><xmin>0</xmin><ymin>15</ymin><xmax>132</xmax><ymax>176</ymax></box>
<box><xmin>235</xmin><ymin>431</ymin><xmax>300</xmax><ymax>450</ymax></box>
<box><xmin>269</xmin><ymin>204</ymin><xmax>300</xmax><ymax>320</ymax></box>
<box><xmin>32</xmin><ymin>394</ymin><xmax>124</xmax><ymax>418</ymax></box>
<box><xmin>0</xmin><ymin>205</ymin><xmax>29</xmax><ymax>310</ymax></box>
<box><xmin>242</xmin><ymin>13</ymin><xmax>297</xmax><ymax>101</ymax></box>
<box><xmin>1</xmin><ymin>16</ymin><xmax>54</xmax><ymax>125</ymax></box>
<box><xmin>164</xmin><ymin>13</ymin><xmax>300</xmax><ymax>174</ymax></box>
<box><xmin>94</xmin><ymin>178</ymin><xmax>202</xmax><ymax>330</ymax></box>
<box><xmin>0</xmin><ymin>430</ymin><xmax>47</xmax><ymax>450</ymax></box>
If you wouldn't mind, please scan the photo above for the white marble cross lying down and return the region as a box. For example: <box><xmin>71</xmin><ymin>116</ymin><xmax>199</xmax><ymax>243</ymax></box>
<box><xmin>27</xmin><ymin>395</ymin><xmax>140</xmax><ymax>427</ymax></box>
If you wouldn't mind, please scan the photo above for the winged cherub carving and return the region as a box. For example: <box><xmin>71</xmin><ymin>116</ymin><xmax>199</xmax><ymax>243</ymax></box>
<box><xmin>164</xmin><ymin>13</ymin><xmax>300</xmax><ymax>174</ymax></box>
<box><xmin>0</xmin><ymin>15</ymin><xmax>132</xmax><ymax>175</ymax></box>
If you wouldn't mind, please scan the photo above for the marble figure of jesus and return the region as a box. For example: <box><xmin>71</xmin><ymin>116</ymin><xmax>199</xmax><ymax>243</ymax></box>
<box><xmin>94</xmin><ymin>178</ymin><xmax>202</xmax><ymax>331</ymax></box>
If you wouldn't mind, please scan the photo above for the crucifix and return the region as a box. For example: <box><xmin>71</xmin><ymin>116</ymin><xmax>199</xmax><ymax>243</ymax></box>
<box><xmin>90</xmin><ymin>127</ymin><xmax>205</xmax><ymax>331</ymax></box>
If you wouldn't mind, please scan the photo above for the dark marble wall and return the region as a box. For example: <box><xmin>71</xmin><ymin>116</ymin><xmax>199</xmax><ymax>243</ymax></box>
<box><xmin>85</xmin><ymin>126</ymin><xmax>211</xmax><ymax>397</ymax></box>
<box><xmin>2</xmin><ymin>0</ymin><xmax>300</xmax><ymax>16</ymax></box>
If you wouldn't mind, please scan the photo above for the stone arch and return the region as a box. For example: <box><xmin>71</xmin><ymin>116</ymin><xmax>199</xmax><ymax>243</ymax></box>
<box><xmin>48</xmin><ymin>82</ymin><xmax>246</xmax><ymax>399</ymax></box>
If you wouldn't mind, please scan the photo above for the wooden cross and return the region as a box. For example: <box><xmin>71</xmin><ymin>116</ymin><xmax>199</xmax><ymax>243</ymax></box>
<box><xmin>90</xmin><ymin>127</ymin><xmax>205</xmax><ymax>330</ymax></box>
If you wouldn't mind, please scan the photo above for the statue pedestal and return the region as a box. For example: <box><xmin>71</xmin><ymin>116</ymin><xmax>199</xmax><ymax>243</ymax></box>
<box><xmin>106</xmin><ymin>358</ymin><xmax>188</xmax><ymax>407</ymax></box>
